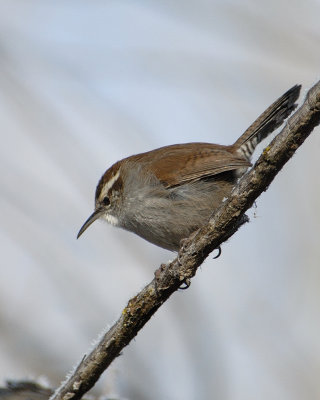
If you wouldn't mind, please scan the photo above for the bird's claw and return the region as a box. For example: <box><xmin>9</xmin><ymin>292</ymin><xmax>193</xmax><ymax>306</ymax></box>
<box><xmin>213</xmin><ymin>246</ymin><xmax>222</xmax><ymax>259</ymax></box>
<box><xmin>179</xmin><ymin>278</ymin><xmax>191</xmax><ymax>290</ymax></box>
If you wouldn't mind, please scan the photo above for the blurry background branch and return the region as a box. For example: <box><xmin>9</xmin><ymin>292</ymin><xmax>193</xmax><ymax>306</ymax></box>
<box><xmin>0</xmin><ymin>381</ymin><xmax>53</xmax><ymax>400</ymax></box>
<box><xmin>50</xmin><ymin>81</ymin><xmax>320</xmax><ymax>400</ymax></box>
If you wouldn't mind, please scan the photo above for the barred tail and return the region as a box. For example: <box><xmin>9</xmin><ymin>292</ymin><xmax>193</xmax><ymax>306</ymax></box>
<box><xmin>234</xmin><ymin>84</ymin><xmax>301</xmax><ymax>160</ymax></box>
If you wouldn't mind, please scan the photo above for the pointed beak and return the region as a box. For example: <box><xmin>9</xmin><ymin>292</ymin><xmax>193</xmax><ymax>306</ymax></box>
<box><xmin>77</xmin><ymin>208</ymin><xmax>103</xmax><ymax>239</ymax></box>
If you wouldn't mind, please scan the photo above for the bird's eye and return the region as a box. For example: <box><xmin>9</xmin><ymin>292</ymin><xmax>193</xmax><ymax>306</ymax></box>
<box><xmin>102</xmin><ymin>196</ymin><xmax>110</xmax><ymax>206</ymax></box>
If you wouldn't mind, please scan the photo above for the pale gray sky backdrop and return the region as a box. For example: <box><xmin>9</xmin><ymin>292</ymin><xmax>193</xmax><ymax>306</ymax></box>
<box><xmin>0</xmin><ymin>1</ymin><xmax>320</xmax><ymax>399</ymax></box>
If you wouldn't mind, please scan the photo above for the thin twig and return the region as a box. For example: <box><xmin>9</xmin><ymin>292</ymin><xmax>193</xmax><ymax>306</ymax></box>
<box><xmin>51</xmin><ymin>81</ymin><xmax>320</xmax><ymax>400</ymax></box>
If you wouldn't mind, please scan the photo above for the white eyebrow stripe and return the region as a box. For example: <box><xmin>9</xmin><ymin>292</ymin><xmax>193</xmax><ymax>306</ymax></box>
<box><xmin>100</xmin><ymin>170</ymin><xmax>120</xmax><ymax>198</ymax></box>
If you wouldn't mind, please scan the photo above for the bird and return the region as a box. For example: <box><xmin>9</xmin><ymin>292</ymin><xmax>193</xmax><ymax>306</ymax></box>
<box><xmin>77</xmin><ymin>85</ymin><xmax>301</xmax><ymax>251</ymax></box>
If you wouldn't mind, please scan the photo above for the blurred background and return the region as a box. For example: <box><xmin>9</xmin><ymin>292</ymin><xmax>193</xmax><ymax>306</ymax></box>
<box><xmin>0</xmin><ymin>1</ymin><xmax>319</xmax><ymax>399</ymax></box>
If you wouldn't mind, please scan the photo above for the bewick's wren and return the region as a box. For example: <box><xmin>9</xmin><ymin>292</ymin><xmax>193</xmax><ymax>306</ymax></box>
<box><xmin>78</xmin><ymin>85</ymin><xmax>300</xmax><ymax>251</ymax></box>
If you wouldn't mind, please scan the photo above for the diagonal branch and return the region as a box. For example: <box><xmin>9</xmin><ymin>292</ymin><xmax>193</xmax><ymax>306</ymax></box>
<box><xmin>51</xmin><ymin>81</ymin><xmax>320</xmax><ymax>400</ymax></box>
